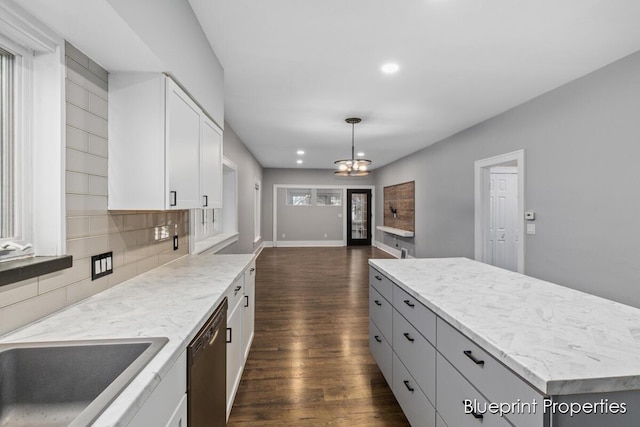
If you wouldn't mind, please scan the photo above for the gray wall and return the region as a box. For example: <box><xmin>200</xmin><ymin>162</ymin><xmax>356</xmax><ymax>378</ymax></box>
<box><xmin>275</xmin><ymin>188</ymin><xmax>343</xmax><ymax>242</ymax></box>
<box><xmin>374</xmin><ymin>50</ymin><xmax>640</xmax><ymax>308</ymax></box>
<box><xmin>218</xmin><ymin>123</ymin><xmax>264</xmax><ymax>254</ymax></box>
<box><xmin>262</xmin><ymin>169</ymin><xmax>375</xmax><ymax>242</ymax></box>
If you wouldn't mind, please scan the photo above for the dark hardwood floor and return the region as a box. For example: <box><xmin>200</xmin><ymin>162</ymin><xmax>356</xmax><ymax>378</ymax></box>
<box><xmin>227</xmin><ymin>246</ymin><xmax>410</xmax><ymax>426</ymax></box>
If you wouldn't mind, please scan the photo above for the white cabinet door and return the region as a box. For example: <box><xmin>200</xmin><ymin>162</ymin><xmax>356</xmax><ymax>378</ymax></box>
<box><xmin>165</xmin><ymin>79</ymin><xmax>201</xmax><ymax>209</ymax></box>
<box><xmin>226</xmin><ymin>303</ymin><xmax>243</xmax><ymax>419</ymax></box>
<box><xmin>165</xmin><ymin>394</ymin><xmax>187</xmax><ymax>427</ymax></box>
<box><xmin>201</xmin><ymin>117</ymin><xmax>223</xmax><ymax>209</ymax></box>
<box><xmin>241</xmin><ymin>263</ymin><xmax>256</xmax><ymax>361</ymax></box>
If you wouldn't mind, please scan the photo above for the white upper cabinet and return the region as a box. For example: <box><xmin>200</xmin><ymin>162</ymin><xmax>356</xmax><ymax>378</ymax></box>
<box><xmin>200</xmin><ymin>117</ymin><xmax>223</xmax><ymax>208</ymax></box>
<box><xmin>108</xmin><ymin>73</ymin><xmax>223</xmax><ymax>210</ymax></box>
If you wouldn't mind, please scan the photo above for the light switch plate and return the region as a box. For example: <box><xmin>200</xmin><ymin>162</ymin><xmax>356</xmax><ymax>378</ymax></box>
<box><xmin>526</xmin><ymin>224</ymin><xmax>536</xmax><ymax>235</ymax></box>
<box><xmin>91</xmin><ymin>251</ymin><xmax>113</xmax><ymax>280</ymax></box>
<box><xmin>173</xmin><ymin>235</ymin><xmax>179</xmax><ymax>251</ymax></box>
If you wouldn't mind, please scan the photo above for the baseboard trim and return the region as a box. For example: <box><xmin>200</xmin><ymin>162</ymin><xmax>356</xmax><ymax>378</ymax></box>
<box><xmin>274</xmin><ymin>240</ymin><xmax>345</xmax><ymax>248</ymax></box>
<box><xmin>373</xmin><ymin>240</ymin><xmax>401</xmax><ymax>258</ymax></box>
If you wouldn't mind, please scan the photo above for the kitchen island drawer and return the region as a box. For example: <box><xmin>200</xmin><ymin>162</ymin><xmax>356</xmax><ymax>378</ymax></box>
<box><xmin>370</xmin><ymin>285</ymin><xmax>392</xmax><ymax>342</ymax></box>
<box><xmin>437</xmin><ymin>318</ymin><xmax>546</xmax><ymax>427</ymax></box>
<box><xmin>393</xmin><ymin>284</ymin><xmax>436</xmax><ymax>345</ymax></box>
<box><xmin>370</xmin><ymin>266</ymin><xmax>393</xmax><ymax>301</ymax></box>
<box><xmin>393</xmin><ymin>308</ymin><xmax>436</xmax><ymax>404</ymax></box>
<box><xmin>437</xmin><ymin>353</ymin><xmax>512</xmax><ymax>427</ymax></box>
<box><xmin>392</xmin><ymin>353</ymin><xmax>436</xmax><ymax>427</ymax></box>
<box><xmin>370</xmin><ymin>319</ymin><xmax>392</xmax><ymax>387</ymax></box>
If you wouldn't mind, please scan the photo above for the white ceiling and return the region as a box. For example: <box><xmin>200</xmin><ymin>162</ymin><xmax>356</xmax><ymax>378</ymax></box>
<box><xmin>189</xmin><ymin>0</ymin><xmax>640</xmax><ymax>170</ymax></box>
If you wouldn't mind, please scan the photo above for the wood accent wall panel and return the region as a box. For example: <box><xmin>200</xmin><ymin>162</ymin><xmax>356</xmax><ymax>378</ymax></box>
<box><xmin>383</xmin><ymin>181</ymin><xmax>415</xmax><ymax>232</ymax></box>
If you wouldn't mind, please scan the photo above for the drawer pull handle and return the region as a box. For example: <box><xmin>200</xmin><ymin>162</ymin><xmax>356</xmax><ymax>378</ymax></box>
<box><xmin>403</xmin><ymin>332</ymin><xmax>415</xmax><ymax>342</ymax></box>
<box><xmin>374</xmin><ymin>335</ymin><xmax>382</xmax><ymax>343</ymax></box>
<box><xmin>374</xmin><ymin>300</ymin><xmax>382</xmax><ymax>306</ymax></box>
<box><xmin>403</xmin><ymin>299</ymin><xmax>415</xmax><ymax>308</ymax></box>
<box><xmin>403</xmin><ymin>380</ymin><xmax>414</xmax><ymax>393</ymax></box>
<box><xmin>374</xmin><ymin>275</ymin><xmax>383</xmax><ymax>281</ymax></box>
<box><xmin>234</xmin><ymin>285</ymin><xmax>242</xmax><ymax>295</ymax></box>
<box><xmin>226</xmin><ymin>327</ymin><xmax>232</xmax><ymax>343</ymax></box>
<box><xmin>463</xmin><ymin>350</ymin><xmax>485</xmax><ymax>366</ymax></box>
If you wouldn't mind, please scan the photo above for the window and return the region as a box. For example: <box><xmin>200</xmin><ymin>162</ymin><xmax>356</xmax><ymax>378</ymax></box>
<box><xmin>0</xmin><ymin>8</ymin><xmax>65</xmax><ymax>262</ymax></box>
<box><xmin>0</xmin><ymin>41</ymin><xmax>31</xmax><ymax>260</ymax></box>
<box><xmin>316</xmin><ymin>188</ymin><xmax>342</xmax><ymax>206</ymax></box>
<box><xmin>286</xmin><ymin>188</ymin><xmax>311</xmax><ymax>206</ymax></box>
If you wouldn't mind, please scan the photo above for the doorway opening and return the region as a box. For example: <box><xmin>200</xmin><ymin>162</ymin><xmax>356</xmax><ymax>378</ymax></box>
<box><xmin>474</xmin><ymin>150</ymin><xmax>525</xmax><ymax>273</ymax></box>
<box><xmin>347</xmin><ymin>189</ymin><xmax>372</xmax><ymax>246</ymax></box>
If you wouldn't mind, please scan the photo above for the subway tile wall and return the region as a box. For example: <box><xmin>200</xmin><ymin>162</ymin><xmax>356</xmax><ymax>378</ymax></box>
<box><xmin>0</xmin><ymin>42</ymin><xmax>189</xmax><ymax>335</ymax></box>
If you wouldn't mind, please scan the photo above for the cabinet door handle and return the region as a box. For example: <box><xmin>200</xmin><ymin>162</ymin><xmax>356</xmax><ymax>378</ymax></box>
<box><xmin>226</xmin><ymin>327</ymin><xmax>232</xmax><ymax>343</ymax></box>
<box><xmin>374</xmin><ymin>335</ymin><xmax>382</xmax><ymax>343</ymax></box>
<box><xmin>403</xmin><ymin>332</ymin><xmax>415</xmax><ymax>342</ymax></box>
<box><xmin>250</xmin><ymin>268</ymin><xmax>255</xmax><ymax>274</ymax></box>
<box><xmin>169</xmin><ymin>191</ymin><xmax>177</xmax><ymax>207</ymax></box>
<box><xmin>374</xmin><ymin>275</ymin><xmax>382</xmax><ymax>281</ymax></box>
<box><xmin>234</xmin><ymin>285</ymin><xmax>242</xmax><ymax>295</ymax></box>
<box><xmin>244</xmin><ymin>295</ymin><xmax>249</xmax><ymax>308</ymax></box>
<box><xmin>203</xmin><ymin>195</ymin><xmax>208</xmax><ymax>207</ymax></box>
<box><xmin>374</xmin><ymin>300</ymin><xmax>382</xmax><ymax>306</ymax></box>
<box><xmin>462</xmin><ymin>401</ymin><xmax>484</xmax><ymax>420</ymax></box>
<box><xmin>403</xmin><ymin>299</ymin><xmax>415</xmax><ymax>308</ymax></box>
<box><xmin>403</xmin><ymin>380</ymin><xmax>414</xmax><ymax>393</ymax></box>
<box><xmin>463</xmin><ymin>350</ymin><xmax>485</xmax><ymax>366</ymax></box>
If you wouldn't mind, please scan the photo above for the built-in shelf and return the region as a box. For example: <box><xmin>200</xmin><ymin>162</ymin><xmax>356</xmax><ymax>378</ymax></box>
<box><xmin>376</xmin><ymin>226</ymin><xmax>414</xmax><ymax>238</ymax></box>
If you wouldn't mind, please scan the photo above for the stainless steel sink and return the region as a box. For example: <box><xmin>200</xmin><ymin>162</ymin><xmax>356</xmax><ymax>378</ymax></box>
<box><xmin>0</xmin><ymin>337</ymin><xmax>168</xmax><ymax>427</ymax></box>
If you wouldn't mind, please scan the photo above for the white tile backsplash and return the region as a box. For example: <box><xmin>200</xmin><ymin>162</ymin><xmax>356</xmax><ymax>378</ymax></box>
<box><xmin>0</xmin><ymin>279</ymin><xmax>38</xmax><ymax>308</ymax></box>
<box><xmin>66</xmin><ymin>148</ymin><xmax>108</xmax><ymax>176</ymax></box>
<box><xmin>66</xmin><ymin>103</ymin><xmax>108</xmax><ymax>139</ymax></box>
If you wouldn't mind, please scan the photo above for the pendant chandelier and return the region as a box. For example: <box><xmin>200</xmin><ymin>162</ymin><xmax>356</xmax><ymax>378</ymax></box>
<box><xmin>334</xmin><ymin>117</ymin><xmax>372</xmax><ymax>176</ymax></box>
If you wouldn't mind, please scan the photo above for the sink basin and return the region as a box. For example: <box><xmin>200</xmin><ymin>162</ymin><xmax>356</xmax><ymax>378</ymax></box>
<box><xmin>0</xmin><ymin>337</ymin><xmax>168</xmax><ymax>427</ymax></box>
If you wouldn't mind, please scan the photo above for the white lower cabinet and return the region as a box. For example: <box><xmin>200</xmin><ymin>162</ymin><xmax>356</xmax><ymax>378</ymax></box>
<box><xmin>392</xmin><ymin>353</ymin><xmax>436</xmax><ymax>427</ymax></box>
<box><xmin>226</xmin><ymin>262</ymin><xmax>257</xmax><ymax>419</ymax></box>
<box><xmin>165</xmin><ymin>394</ymin><xmax>187</xmax><ymax>427</ymax></box>
<box><xmin>128</xmin><ymin>350</ymin><xmax>187</xmax><ymax>426</ymax></box>
<box><xmin>226</xmin><ymin>300</ymin><xmax>243</xmax><ymax>417</ymax></box>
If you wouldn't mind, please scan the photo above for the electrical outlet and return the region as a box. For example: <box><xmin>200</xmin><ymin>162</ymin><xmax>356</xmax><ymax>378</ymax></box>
<box><xmin>173</xmin><ymin>235</ymin><xmax>179</xmax><ymax>250</ymax></box>
<box><xmin>282</xmin><ymin>233</ymin><xmax>286</xmax><ymax>238</ymax></box>
<box><xmin>324</xmin><ymin>233</ymin><xmax>328</xmax><ymax>238</ymax></box>
<box><xmin>91</xmin><ymin>251</ymin><xmax>113</xmax><ymax>280</ymax></box>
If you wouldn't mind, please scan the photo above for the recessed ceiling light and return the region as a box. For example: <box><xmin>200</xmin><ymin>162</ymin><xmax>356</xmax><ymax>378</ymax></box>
<box><xmin>297</xmin><ymin>150</ymin><xmax>305</xmax><ymax>155</ymax></box>
<box><xmin>381</xmin><ymin>63</ymin><xmax>399</xmax><ymax>74</ymax></box>
<box><xmin>357</xmin><ymin>152</ymin><xmax>365</xmax><ymax>157</ymax></box>
<box><xmin>297</xmin><ymin>159</ymin><xmax>303</xmax><ymax>164</ymax></box>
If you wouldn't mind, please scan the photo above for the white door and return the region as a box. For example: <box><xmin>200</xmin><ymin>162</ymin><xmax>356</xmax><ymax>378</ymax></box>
<box><xmin>488</xmin><ymin>168</ymin><xmax>518</xmax><ymax>271</ymax></box>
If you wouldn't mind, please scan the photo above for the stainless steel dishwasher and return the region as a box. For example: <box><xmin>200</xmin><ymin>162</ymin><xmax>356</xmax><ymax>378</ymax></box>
<box><xmin>187</xmin><ymin>297</ymin><xmax>227</xmax><ymax>426</ymax></box>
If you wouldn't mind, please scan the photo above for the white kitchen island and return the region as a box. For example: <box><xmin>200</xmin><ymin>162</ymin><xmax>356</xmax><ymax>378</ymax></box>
<box><xmin>0</xmin><ymin>253</ymin><xmax>255</xmax><ymax>426</ymax></box>
<box><xmin>369</xmin><ymin>257</ymin><xmax>640</xmax><ymax>427</ymax></box>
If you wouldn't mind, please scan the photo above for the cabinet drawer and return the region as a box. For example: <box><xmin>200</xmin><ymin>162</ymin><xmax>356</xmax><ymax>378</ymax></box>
<box><xmin>392</xmin><ymin>353</ymin><xmax>436</xmax><ymax>427</ymax></box>
<box><xmin>369</xmin><ymin>319</ymin><xmax>393</xmax><ymax>387</ymax></box>
<box><xmin>370</xmin><ymin>266</ymin><xmax>393</xmax><ymax>302</ymax></box>
<box><xmin>437</xmin><ymin>318</ymin><xmax>546</xmax><ymax>427</ymax></box>
<box><xmin>370</xmin><ymin>286</ymin><xmax>392</xmax><ymax>342</ymax></box>
<box><xmin>225</xmin><ymin>276</ymin><xmax>244</xmax><ymax>313</ymax></box>
<box><xmin>393</xmin><ymin>285</ymin><xmax>436</xmax><ymax>345</ymax></box>
<box><xmin>392</xmin><ymin>308</ymin><xmax>436</xmax><ymax>405</ymax></box>
<box><xmin>437</xmin><ymin>354</ymin><xmax>511</xmax><ymax>427</ymax></box>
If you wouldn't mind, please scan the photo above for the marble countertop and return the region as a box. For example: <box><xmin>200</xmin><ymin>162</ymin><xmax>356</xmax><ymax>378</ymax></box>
<box><xmin>369</xmin><ymin>257</ymin><xmax>640</xmax><ymax>396</ymax></box>
<box><xmin>0</xmin><ymin>252</ymin><xmax>255</xmax><ymax>426</ymax></box>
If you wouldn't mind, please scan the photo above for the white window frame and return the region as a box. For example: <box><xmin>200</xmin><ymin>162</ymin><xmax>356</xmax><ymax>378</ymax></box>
<box><xmin>0</xmin><ymin>4</ymin><xmax>65</xmax><ymax>261</ymax></box>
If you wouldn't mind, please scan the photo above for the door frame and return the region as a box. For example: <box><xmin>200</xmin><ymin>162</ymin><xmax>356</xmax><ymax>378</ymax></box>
<box><xmin>272</xmin><ymin>184</ymin><xmax>375</xmax><ymax>247</ymax></box>
<box><xmin>346</xmin><ymin>188</ymin><xmax>373</xmax><ymax>246</ymax></box>
<box><xmin>474</xmin><ymin>150</ymin><xmax>525</xmax><ymax>273</ymax></box>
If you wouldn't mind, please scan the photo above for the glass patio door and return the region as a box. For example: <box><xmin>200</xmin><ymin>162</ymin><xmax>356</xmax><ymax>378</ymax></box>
<box><xmin>347</xmin><ymin>189</ymin><xmax>372</xmax><ymax>246</ymax></box>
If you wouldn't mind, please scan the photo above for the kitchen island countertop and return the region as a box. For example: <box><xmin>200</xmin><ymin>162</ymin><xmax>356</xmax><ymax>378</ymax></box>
<box><xmin>369</xmin><ymin>257</ymin><xmax>640</xmax><ymax>396</ymax></box>
<box><xmin>0</xmin><ymin>252</ymin><xmax>255</xmax><ymax>426</ymax></box>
